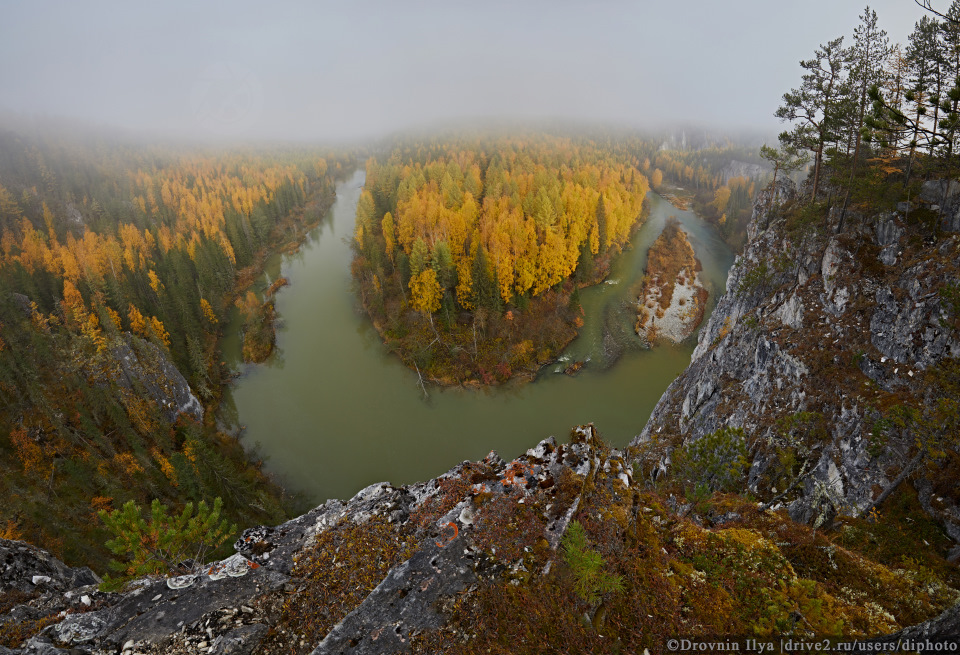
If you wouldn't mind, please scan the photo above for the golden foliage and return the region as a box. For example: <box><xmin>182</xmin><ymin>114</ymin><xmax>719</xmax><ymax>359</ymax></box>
<box><xmin>120</xmin><ymin>390</ymin><xmax>157</xmax><ymax>435</ymax></box>
<box><xmin>127</xmin><ymin>304</ymin><xmax>147</xmax><ymax>337</ymax></box>
<box><xmin>151</xmin><ymin>448</ymin><xmax>178</xmax><ymax>486</ymax></box>
<box><xmin>409</xmin><ymin>269</ymin><xmax>442</xmax><ymax>314</ymax></box>
<box><xmin>200</xmin><ymin>298</ymin><xmax>218</xmax><ymax>324</ymax></box>
<box><xmin>9</xmin><ymin>426</ymin><xmax>51</xmax><ymax>478</ymax></box>
<box><xmin>149</xmin><ymin>316</ymin><xmax>171</xmax><ymax>347</ymax></box>
<box><xmin>363</xmin><ymin>135</ymin><xmax>649</xmax><ymax>306</ymax></box>
<box><xmin>0</xmin><ymin>519</ymin><xmax>22</xmax><ymax>540</ymax></box>
<box><xmin>89</xmin><ymin>496</ymin><xmax>113</xmax><ymax>521</ymax></box>
<box><xmin>106</xmin><ymin>307</ymin><xmax>123</xmax><ymax>331</ymax></box>
<box><xmin>113</xmin><ymin>452</ymin><xmax>144</xmax><ymax>477</ymax></box>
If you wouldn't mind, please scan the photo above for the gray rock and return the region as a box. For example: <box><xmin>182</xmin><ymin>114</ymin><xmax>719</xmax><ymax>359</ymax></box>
<box><xmin>209</xmin><ymin>624</ymin><xmax>269</xmax><ymax>655</ymax></box>
<box><xmin>632</xmin><ymin>177</ymin><xmax>960</xmax><ymax>535</ymax></box>
<box><xmin>721</xmin><ymin>160</ymin><xmax>767</xmax><ymax>184</ymax></box>
<box><xmin>10</xmin><ymin>292</ymin><xmax>32</xmax><ymax>315</ymax></box>
<box><xmin>871</xmin><ymin>599</ymin><xmax>960</xmax><ymax>641</ymax></box>
<box><xmin>0</xmin><ymin>539</ymin><xmax>100</xmax><ymax>594</ymax></box>
<box><xmin>311</xmin><ymin>540</ymin><xmax>479</xmax><ymax>655</ymax></box>
<box><xmin>876</xmin><ymin>214</ymin><xmax>904</xmax><ymax>247</ymax></box>
<box><xmin>110</xmin><ymin>334</ymin><xmax>203</xmax><ymax>423</ymax></box>
<box><xmin>19</xmin><ymin>636</ymin><xmax>71</xmax><ymax>655</ymax></box>
<box><xmin>920</xmin><ymin>179</ymin><xmax>960</xmax><ymax>233</ymax></box>
<box><xmin>54</xmin><ymin>567</ymin><xmax>287</xmax><ymax>648</ymax></box>
<box><xmin>879</xmin><ymin>246</ymin><xmax>898</xmax><ymax>266</ymax></box>
<box><xmin>748</xmin><ymin>178</ymin><xmax>797</xmax><ymax>240</ymax></box>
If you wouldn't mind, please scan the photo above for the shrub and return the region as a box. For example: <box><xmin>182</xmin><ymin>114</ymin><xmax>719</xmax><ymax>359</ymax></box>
<box><xmin>561</xmin><ymin>520</ymin><xmax>624</xmax><ymax>605</ymax></box>
<box><xmin>735</xmin><ymin>260</ymin><xmax>770</xmax><ymax>297</ymax></box>
<box><xmin>98</xmin><ymin>497</ymin><xmax>236</xmax><ymax>590</ymax></box>
<box><xmin>673</xmin><ymin>426</ymin><xmax>750</xmax><ymax>494</ymax></box>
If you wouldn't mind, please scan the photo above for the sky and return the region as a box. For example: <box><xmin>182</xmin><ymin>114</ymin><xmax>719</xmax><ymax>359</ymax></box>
<box><xmin>0</xmin><ymin>0</ymin><xmax>932</xmax><ymax>143</ymax></box>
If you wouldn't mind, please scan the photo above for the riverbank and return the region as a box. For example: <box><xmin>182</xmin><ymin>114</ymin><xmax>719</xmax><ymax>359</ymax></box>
<box><xmin>219</xmin><ymin>181</ymin><xmax>735</xmax><ymax>505</ymax></box>
<box><xmin>210</xmin><ymin>184</ymin><xmax>339</xmax><ymax>411</ymax></box>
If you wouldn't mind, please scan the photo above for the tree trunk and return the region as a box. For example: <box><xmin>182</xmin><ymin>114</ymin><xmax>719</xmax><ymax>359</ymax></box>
<box><xmin>767</xmin><ymin>167</ymin><xmax>780</xmax><ymax>212</ymax></box>
<box><xmin>812</xmin><ymin>144</ymin><xmax>824</xmax><ymax>200</ymax></box>
<box><xmin>856</xmin><ymin>450</ymin><xmax>925</xmax><ymax>519</ymax></box>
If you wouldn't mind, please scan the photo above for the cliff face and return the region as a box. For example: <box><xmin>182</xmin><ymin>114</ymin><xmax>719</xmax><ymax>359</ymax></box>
<box><xmin>110</xmin><ymin>335</ymin><xmax>203</xmax><ymax>424</ymax></box>
<box><xmin>631</xmin><ymin>178</ymin><xmax>960</xmax><ymax>550</ymax></box>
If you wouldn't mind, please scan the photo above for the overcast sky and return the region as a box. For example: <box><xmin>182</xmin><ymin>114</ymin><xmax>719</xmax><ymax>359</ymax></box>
<box><xmin>0</xmin><ymin>0</ymin><xmax>931</xmax><ymax>143</ymax></box>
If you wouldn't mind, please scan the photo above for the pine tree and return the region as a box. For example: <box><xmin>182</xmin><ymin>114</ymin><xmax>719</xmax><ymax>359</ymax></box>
<box><xmin>595</xmin><ymin>196</ymin><xmax>607</xmax><ymax>256</ymax></box>
<box><xmin>776</xmin><ymin>36</ymin><xmax>849</xmax><ymax>200</ymax></box>
<box><xmin>471</xmin><ymin>245</ymin><xmax>500</xmax><ymax>313</ymax></box>
<box><xmin>847</xmin><ymin>6</ymin><xmax>891</xmax><ymax>166</ymax></box>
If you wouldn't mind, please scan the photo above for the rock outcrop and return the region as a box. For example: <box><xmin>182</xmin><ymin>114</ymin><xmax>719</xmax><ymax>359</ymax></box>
<box><xmin>631</xmin><ymin>178</ymin><xmax>960</xmax><ymax>545</ymax></box>
<box><xmin>721</xmin><ymin>159</ymin><xmax>768</xmax><ymax>184</ymax></box>
<box><xmin>110</xmin><ymin>335</ymin><xmax>203</xmax><ymax>423</ymax></box>
<box><xmin>0</xmin><ymin>539</ymin><xmax>100</xmax><ymax>596</ymax></box>
<box><xmin>1</xmin><ymin>422</ymin><xmax>957</xmax><ymax>653</ymax></box>
<box><xmin>0</xmin><ymin>428</ymin><xmax>607</xmax><ymax>654</ymax></box>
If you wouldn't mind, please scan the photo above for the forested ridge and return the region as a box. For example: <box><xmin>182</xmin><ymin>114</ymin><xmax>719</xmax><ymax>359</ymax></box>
<box><xmin>0</xmin><ymin>124</ymin><xmax>348</xmax><ymax>566</ymax></box>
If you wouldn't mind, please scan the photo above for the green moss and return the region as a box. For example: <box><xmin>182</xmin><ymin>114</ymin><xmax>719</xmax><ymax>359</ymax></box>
<box><xmin>673</xmin><ymin>427</ymin><xmax>750</xmax><ymax>495</ymax></box>
<box><xmin>736</xmin><ymin>261</ymin><xmax>771</xmax><ymax>297</ymax></box>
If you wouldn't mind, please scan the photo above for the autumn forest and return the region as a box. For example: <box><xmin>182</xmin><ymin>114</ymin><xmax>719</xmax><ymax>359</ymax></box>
<box><xmin>351</xmin><ymin>133</ymin><xmax>761</xmax><ymax>384</ymax></box>
<box><xmin>0</xmin><ymin>126</ymin><xmax>349</xmax><ymax>564</ymax></box>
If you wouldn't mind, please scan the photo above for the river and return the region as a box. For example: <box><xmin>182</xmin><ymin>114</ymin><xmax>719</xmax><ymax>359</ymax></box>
<box><xmin>220</xmin><ymin>170</ymin><xmax>735</xmax><ymax>504</ymax></box>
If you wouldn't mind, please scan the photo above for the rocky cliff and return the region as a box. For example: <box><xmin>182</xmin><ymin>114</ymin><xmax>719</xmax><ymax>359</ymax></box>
<box><xmin>110</xmin><ymin>335</ymin><xmax>203</xmax><ymax>424</ymax></box>
<box><xmin>631</xmin><ymin>178</ymin><xmax>960</xmax><ymax>555</ymax></box>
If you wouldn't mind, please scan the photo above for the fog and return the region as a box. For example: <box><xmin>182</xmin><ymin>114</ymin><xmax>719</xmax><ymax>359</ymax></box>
<box><xmin>0</xmin><ymin>0</ymin><xmax>926</xmax><ymax>143</ymax></box>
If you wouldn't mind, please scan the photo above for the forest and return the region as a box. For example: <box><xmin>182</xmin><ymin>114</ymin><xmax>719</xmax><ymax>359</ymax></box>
<box><xmin>766</xmin><ymin>3</ymin><xmax>960</xmax><ymax>211</ymax></box>
<box><xmin>350</xmin><ymin>132</ymin><xmax>767</xmax><ymax>385</ymax></box>
<box><xmin>351</xmin><ymin>134</ymin><xmax>650</xmax><ymax>384</ymax></box>
<box><xmin>0</xmin><ymin>124</ymin><xmax>349</xmax><ymax>565</ymax></box>
<box><xmin>634</xmin><ymin>142</ymin><xmax>764</xmax><ymax>249</ymax></box>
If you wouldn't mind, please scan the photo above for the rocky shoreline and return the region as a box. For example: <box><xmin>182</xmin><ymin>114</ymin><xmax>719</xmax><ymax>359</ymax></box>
<box><xmin>636</xmin><ymin>220</ymin><xmax>708</xmax><ymax>344</ymax></box>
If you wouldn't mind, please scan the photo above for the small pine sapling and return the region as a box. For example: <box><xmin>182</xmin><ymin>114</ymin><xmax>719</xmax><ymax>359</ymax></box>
<box><xmin>99</xmin><ymin>497</ymin><xmax>236</xmax><ymax>590</ymax></box>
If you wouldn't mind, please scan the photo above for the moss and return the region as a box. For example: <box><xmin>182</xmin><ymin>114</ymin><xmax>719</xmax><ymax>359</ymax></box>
<box><xmin>0</xmin><ymin>612</ymin><xmax>59</xmax><ymax>648</ymax></box>
<box><xmin>258</xmin><ymin>515</ymin><xmax>417</xmax><ymax>655</ymax></box>
<box><xmin>736</xmin><ymin>260</ymin><xmax>771</xmax><ymax>297</ymax></box>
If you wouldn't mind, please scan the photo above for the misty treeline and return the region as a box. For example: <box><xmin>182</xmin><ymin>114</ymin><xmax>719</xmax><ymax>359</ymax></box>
<box><xmin>351</xmin><ymin>132</ymin><xmax>760</xmax><ymax>385</ymax></box>
<box><xmin>0</xmin><ymin>125</ymin><xmax>348</xmax><ymax>564</ymax></box>
<box><xmin>642</xmin><ymin>145</ymin><xmax>760</xmax><ymax>248</ymax></box>
<box><xmin>772</xmin><ymin>2</ymin><xmax>960</xmax><ymax>206</ymax></box>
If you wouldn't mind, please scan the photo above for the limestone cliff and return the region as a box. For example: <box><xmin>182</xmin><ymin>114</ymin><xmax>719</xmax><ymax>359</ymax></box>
<box><xmin>631</xmin><ymin>178</ymin><xmax>960</xmax><ymax>555</ymax></box>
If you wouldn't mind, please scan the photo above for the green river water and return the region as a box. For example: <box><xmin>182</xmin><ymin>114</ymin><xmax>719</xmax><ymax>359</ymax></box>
<box><xmin>220</xmin><ymin>169</ymin><xmax>735</xmax><ymax>504</ymax></box>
